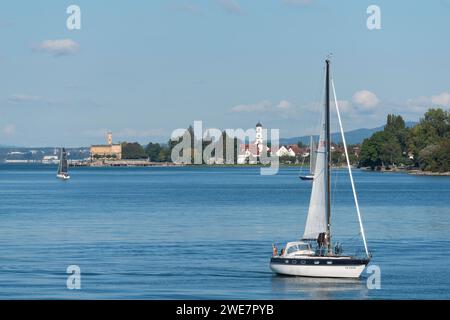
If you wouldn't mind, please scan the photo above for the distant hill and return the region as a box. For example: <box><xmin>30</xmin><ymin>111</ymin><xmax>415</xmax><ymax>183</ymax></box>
<box><xmin>280</xmin><ymin>121</ymin><xmax>417</xmax><ymax>145</ymax></box>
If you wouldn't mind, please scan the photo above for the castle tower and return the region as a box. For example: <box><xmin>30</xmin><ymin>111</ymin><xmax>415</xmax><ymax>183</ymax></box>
<box><xmin>107</xmin><ymin>132</ymin><xmax>113</xmax><ymax>145</ymax></box>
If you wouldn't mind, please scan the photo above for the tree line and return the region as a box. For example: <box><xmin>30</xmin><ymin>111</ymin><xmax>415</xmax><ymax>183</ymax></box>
<box><xmin>121</xmin><ymin>142</ymin><xmax>171</xmax><ymax>161</ymax></box>
<box><xmin>121</xmin><ymin>127</ymin><xmax>240</xmax><ymax>163</ymax></box>
<box><xmin>121</xmin><ymin>107</ymin><xmax>450</xmax><ymax>171</ymax></box>
<box><xmin>359</xmin><ymin>108</ymin><xmax>450</xmax><ymax>172</ymax></box>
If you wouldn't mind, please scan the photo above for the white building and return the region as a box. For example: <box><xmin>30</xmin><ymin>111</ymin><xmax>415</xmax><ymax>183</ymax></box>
<box><xmin>272</xmin><ymin>145</ymin><xmax>296</xmax><ymax>157</ymax></box>
<box><xmin>42</xmin><ymin>155</ymin><xmax>59</xmax><ymax>164</ymax></box>
<box><xmin>237</xmin><ymin>122</ymin><xmax>270</xmax><ymax>164</ymax></box>
<box><xmin>236</xmin><ymin>123</ymin><xmax>304</xmax><ymax>164</ymax></box>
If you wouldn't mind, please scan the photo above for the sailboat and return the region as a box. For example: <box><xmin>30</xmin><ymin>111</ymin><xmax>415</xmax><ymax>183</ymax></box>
<box><xmin>270</xmin><ymin>58</ymin><xmax>371</xmax><ymax>278</ymax></box>
<box><xmin>299</xmin><ymin>136</ymin><xmax>316</xmax><ymax>180</ymax></box>
<box><xmin>56</xmin><ymin>147</ymin><xmax>70</xmax><ymax>180</ymax></box>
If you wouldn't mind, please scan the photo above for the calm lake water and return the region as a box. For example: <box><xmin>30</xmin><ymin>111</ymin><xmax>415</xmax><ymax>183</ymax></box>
<box><xmin>0</xmin><ymin>164</ymin><xmax>449</xmax><ymax>299</ymax></box>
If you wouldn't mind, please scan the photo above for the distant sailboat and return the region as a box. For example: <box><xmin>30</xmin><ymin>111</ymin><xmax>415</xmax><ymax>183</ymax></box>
<box><xmin>299</xmin><ymin>136</ymin><xmax>316</xmax><ymax>181</ymax></box>
<box><xmin>56</xmin><ymin>148</ymin><xmax>70</xmax><ymax>180</ymax></box>
<box><xmin>270</xmin><ymin>58</ymin><xmax>371</xmax><ymax>278</ymax></box>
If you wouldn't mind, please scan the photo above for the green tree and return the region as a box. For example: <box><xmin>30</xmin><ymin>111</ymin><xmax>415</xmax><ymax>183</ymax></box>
<box><xmin>360</xmin><ymin>108</ymin><xmax>450</xmax><ymax>172</ymax></box>
<box><xmin>145</xmin><ymin>143</ymin><xmax>162</xmax><ymax>161</ymax></box>
<box><xmin>122</xmin><ymin>142</ymin><xmax>147</xmax><ymax>159</ymax></box>
<box><xmin>435</xmin><ymin>139</ymin><xmax>450</xmax><ymax>172</ymax></box>
<box><xmin>157</xmin><ymin>148</ymin><xmax>170</xmax><ymax>162</ymax></box>
<box><xmin>359</xmin><ymin>131</ymin><xmax>385</xmax><ymax>169</ymax></box>
<box><xmin>379</xmin><ymin>133</ymin><xmax>402</xmax><ymax>166</ymax></box>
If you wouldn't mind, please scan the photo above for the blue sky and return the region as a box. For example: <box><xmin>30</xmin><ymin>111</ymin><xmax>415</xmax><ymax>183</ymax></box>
<box><xmin>0</xmin><ymin>0</ymin><xmax>449</xmax><ymax>147</ymax></box>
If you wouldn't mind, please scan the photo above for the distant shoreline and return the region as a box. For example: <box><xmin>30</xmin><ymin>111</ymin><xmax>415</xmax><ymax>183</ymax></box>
<box><xmin>2</xmin><ymin>161</ymin><xmax>450</xmax><ymax>175</ymax></box>
<box><xmin>407</xmin><ymin>170</ymin><xmax>450</xmax><ymax>176</ymax></box>
<box><xmin>361</xmin><ymin>167</ymin><xmax>450</xmax><ymax>176</ymax></box>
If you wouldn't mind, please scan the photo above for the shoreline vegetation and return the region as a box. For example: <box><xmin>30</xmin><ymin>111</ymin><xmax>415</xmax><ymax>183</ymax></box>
<box><xmin>360</xmin><ymin>166</ymin><xmax>450</xmax><ymax>176</ymax></box>
<box><xmin>358</xmin><ymin>108</ymin><xmax>450</xmax><ymax>174</ymax></box>
<box><xmin>111</xmin><ymin>107</ymin><xmax>450</xmax><ymax>175</ymax></box>
<box><xmin>2</xmin><ymin>108</ymin><xmax>448</xmax><ymax>175</ymax></box>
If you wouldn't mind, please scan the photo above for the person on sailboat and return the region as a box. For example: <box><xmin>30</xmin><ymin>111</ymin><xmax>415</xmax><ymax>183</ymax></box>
<box><xmin>317</xmin><ymin>232</ymin><xmax>324</xmax><ymax>255</ymax></box>
<box><xmin>272</xmin><ymin>244</ymin><xmax>278</xmax><ymax>257</ymax></box>
<box><xmin>316</xmin><ymin>232</ymin><xmax>330</xmax><ymax>256</ymax></box>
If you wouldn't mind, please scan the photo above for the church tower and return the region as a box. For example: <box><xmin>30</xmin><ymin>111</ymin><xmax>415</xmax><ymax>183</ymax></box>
<box><xmin>255</xmin><ymin>122</ymin><xmax>263</xmax><ymax>145</ymax></box>
<box><xmin>255</xmin><ymin>122</ymin><xmax>263</xmax><ymax>157</ymax></box>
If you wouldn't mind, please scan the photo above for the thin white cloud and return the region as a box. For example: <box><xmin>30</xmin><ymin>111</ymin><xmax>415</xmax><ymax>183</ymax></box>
<box><xmin>34</xmin><ymin>39</ymin><xmax>79</xmax><ymax>57</ymax></box>
<box><xmin>276</xmin><ymin>100</ymin><xmax>292</xmax><ymax>110</ymax></box>
<box><xmin>431</xmin><ymin>92</ymin><xmax>450</xmax><ymax>107</ymax></box>
<box><xmin>229</xmin><ymin>90</ymin><xmax>447</xmax><ymax>133</ymax></box>
<box><xmin>283</xmin><ymin>0</ymin><xmax>313</xmax><ymax>5</ymax></box>
<box><xmin>231</xmin><ymin>100</ymin><xmax>272</xmax><ymax>112</ymax></box>
<box><xmin>405</xmin><ymin>95</ymin><xmax>431</xmax><ymax>112</ymax></box>
<box><xmin>352</xmin><ymin>90</ymin><xmax>380</xmax><ymax>109</ymax></box>
<box><xmin>174</xmin><ymin>3</ymin><xmax>202</xmax><ymax>14</ymax></box>
<box><xmin>83</xmin><ymin>128</ymin><xmax>167</xmax><ymax>140</ymax></box>
<box><xmin>217</xmin><ymin>0</ymin><xmax>242</xmax><ymax>14</ymax></box>
<box><xmin>7</xmin><ymin>94</ymin><xmax>51</xmax><ymax>104</ymax></box>
<box><xmin>2</xmin><ymin>124</ymin><xmax>15</xmax><ymax>136</ymax></box>
<box><xmin>405</xmin><ymin>92</ymin><xmax>450</xmax><ymax>113</ymax></box>
<box><xmin>115</xmin><ymin>128</ymin><xmax>167</xmax><ymax>138</ymax></box>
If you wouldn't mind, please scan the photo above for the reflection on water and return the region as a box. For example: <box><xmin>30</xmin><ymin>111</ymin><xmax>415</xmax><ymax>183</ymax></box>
<box><xmin>271</xmin><ymin>275</ymin><xmax>369</xmax><ymax>299</ymax></box>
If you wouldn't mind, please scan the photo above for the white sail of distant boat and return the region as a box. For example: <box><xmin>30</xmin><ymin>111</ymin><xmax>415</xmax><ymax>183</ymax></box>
<box><xmin>270</xmin><ymin>58</ymin><xmax>371</xmax><ymax>278</ymax></box>
<box><xmin>299</xmin><ymin>136</ymin><xmax>316</xmax><ymax>181</ymax></box>
<box><xmin>56</xmin><ymin>148</ymin><xmax>70</xmax><ymax>180</ymax></box>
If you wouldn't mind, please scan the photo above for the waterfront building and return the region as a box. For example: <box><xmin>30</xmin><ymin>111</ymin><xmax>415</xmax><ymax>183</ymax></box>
<box><xmin>237</xmin><ymin>122</ymin><xmax>271</xmax><ymax>164</ymax></box>
<box><xmin>237</xmin><ymin>123</ymin><xmax>303</xmax><ymax>163</ymax></box>
<box><xmin>42</xmin><ymin>155</ymin><xmax>59</xmax><ymax>164</ymax></box>
<box><xmin>90</xmin><ymin>132</ymin><xmax>122</xmax><ymax>160</ymax></box>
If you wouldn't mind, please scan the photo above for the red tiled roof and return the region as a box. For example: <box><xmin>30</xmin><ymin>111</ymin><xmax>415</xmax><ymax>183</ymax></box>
<box><xmin>287</xmin><ymin>145</ymin><xmax>302</xmax><ymax>155</ymax></box>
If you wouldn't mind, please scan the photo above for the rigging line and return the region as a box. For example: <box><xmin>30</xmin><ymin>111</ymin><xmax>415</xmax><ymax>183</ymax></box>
<box><xmin>331</xmin><ymin>78</ymin><xmax>370</xmax><ymax>258</ymax></box>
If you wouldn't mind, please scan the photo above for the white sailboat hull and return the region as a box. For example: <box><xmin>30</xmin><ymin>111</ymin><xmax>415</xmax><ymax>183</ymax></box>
<box><xmin>56</xmin><ymin>173</ymin><xmax>70</xmax><ymax>180</ymax></box>
<box><xmin>270</xmin><ymin>257</ymin><xmax>369</xmax><ymax>278</ymax></box>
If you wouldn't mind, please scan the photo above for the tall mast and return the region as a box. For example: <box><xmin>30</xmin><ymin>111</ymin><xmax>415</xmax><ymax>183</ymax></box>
<box><xmin>58</xmin><ymin>148</ymin><xmax>62</xmax><ymax>174</ymax></box>
<box><xmin>325</xmin><ymin>59</ymin><xmax>332</xmax><ymax>252</ymax></box>
<box><xmin>309</xmin><ymin>136</ymin><xmax>312</xmax><ymax>174</ymax></box>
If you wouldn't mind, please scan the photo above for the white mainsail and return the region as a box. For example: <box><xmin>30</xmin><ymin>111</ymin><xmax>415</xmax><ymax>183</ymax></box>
<box><xmin>302</xmin><ymin>113</ymin><xmax>327</xmax><ymax>240</ymax></box>
<box><xmin>309</xmin><ymin>136</ymin><xmax>316</xmax><ymax>175</ymax></box>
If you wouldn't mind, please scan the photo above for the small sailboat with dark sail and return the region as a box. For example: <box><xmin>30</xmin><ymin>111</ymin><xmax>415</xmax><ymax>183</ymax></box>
<box><xmin>56</xmin><ymin>148</ymin><xmax>70</xmax><ymax>180</ymax></box>
<box><xmin>270</xmin><ymin>58</ymin><xmax>371</xmax><ymax>278</ymax></box>
<box><xmin>299</xmin><ymin>136</ymin><xmax>316</xmax><ymax>181</ymax></box>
